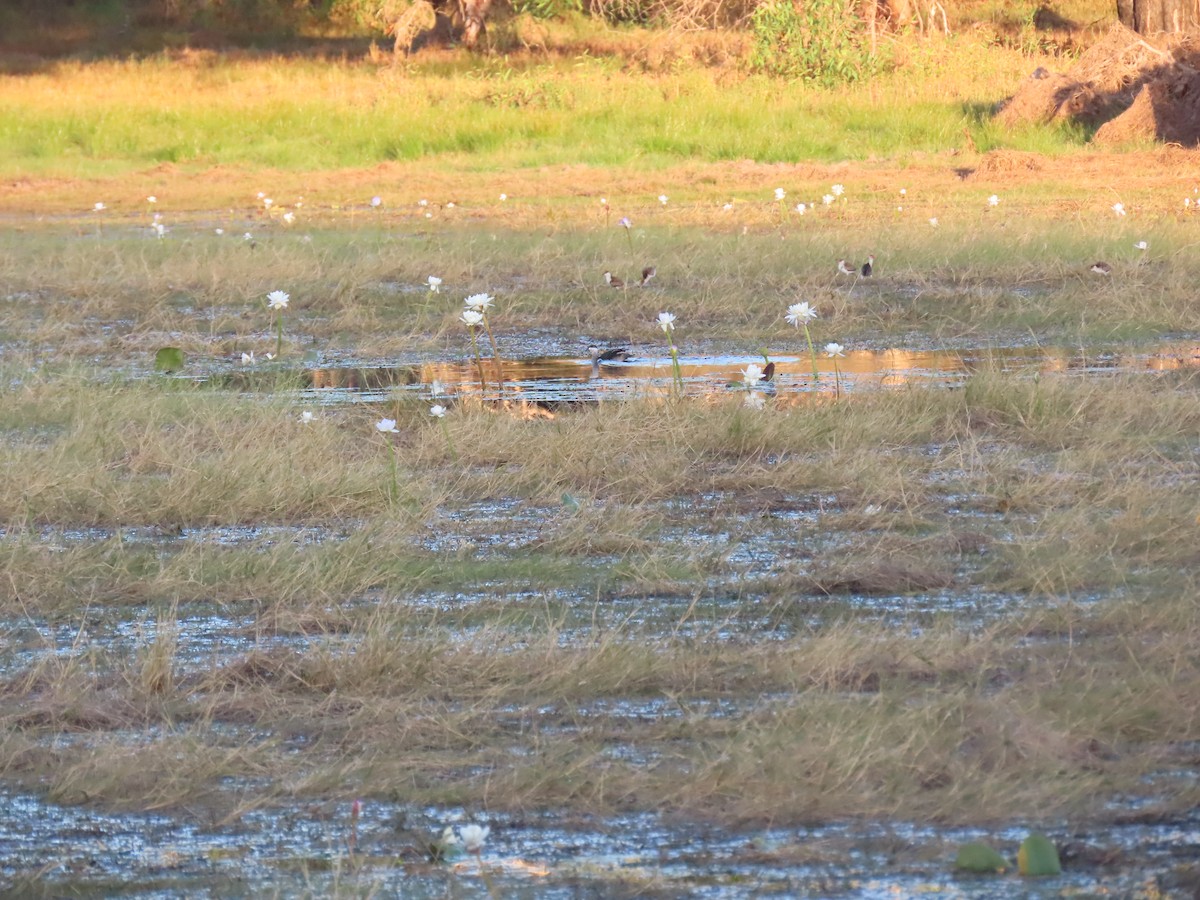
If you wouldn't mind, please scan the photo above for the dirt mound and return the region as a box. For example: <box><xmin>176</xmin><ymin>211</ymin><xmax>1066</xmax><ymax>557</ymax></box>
<box><xmin>996</xmin><ymin>23</ymin><xmax>1200</xmax><ymax>145</ymax></box>
<box><xmin>972</xmin><ymin>149</ymin><xmax>1044</xmax><ymax>176</ymax></box>
<box><xmin>1095</xmin><ymin>66</ymin><xmax>1200</xmax><ymax>145</ymax></box>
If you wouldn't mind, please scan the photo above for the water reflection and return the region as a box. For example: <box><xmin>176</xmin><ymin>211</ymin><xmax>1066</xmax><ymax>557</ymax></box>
<box><xmin>298</xmin><ymin>343</ymin><xmax>1200</xmax><ymax>408</ymax></box>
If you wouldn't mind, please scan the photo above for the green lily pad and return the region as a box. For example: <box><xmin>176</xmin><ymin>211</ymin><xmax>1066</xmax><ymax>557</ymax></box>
<box><xmin>1018</xmin><ymin>833</ymin><xmax>1062</xmax><ymax>876</ymax></box>
<box><xmin>954</xmin><ymin>842</ymin><xmax>1009</xmax><ymax>874</ymax></box>
<box><xmin>154</xmin><ymin>347</ymin><xmax>185</xmax><ymax>373</ymax></box>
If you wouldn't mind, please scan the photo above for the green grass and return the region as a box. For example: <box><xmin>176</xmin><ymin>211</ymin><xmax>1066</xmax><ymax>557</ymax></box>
<box><xmin>0</xmin><ymin>40</ymin><xmax>1087</xmax><ymax>177</ymax></box>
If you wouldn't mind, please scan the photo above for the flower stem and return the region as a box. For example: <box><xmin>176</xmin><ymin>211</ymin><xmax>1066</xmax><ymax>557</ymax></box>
<box><xmin>439</xmin><ymin>418</ymin><xmax>459</xmax><ymax>461</ymax></box>
<box><xmin>667</xmin><ymin>341</ymin><xmax>683</xmax><ymax>398</ymax></box>
<box><xmin>803</xmin><ymin>323</ymin><xmax>820</xmax><ymax>382</ymax></box>
<box><xmin>468</xmin><ymin>325</ymin><xmax>488</xmax><ymax>392</ymax></box>
<box><xmin>387</xmin><ymin>441</ymin><xmax>398</xmax><ymax>503</ymax></box>
<box><xmin>832</xmin><ymin>359</ymin><xmax>842</xmax><ymax>399</ymax></box>
<box><xmin>275</xmin><ymin>315</ymin><xmax>284</xmax><ymax>358</ymax></box>
<box><xmin>481</xmin><ymin>315</ymin><xmax>506</xmax><ymax>394</ymax></box>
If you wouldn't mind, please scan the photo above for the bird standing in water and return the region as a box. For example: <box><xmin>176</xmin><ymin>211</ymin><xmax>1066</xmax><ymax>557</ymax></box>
<box><xmin>861</xmin><ymin>255</ymin><xmax>875</xmax><ymax>278</ymax></box>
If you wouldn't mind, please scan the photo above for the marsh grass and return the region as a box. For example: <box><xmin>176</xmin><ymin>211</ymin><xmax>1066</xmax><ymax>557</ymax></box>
<box><xmin>1</xmin><ymin>358</ymin><xmax>1198</xmax><ymax>828</ymax></box>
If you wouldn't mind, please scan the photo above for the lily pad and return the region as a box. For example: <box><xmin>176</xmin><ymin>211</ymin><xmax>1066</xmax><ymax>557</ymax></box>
<box><xmin>154</xmin><ymin>346</ymin><xmax>185</xmax><ymax>373</ymax></box>
<box><xmin>954</xmin><ymin>841</ymin><xmax>1009</xmax><ymax>874</ymax></box>
<box><xmin>1018</xmin><ymin>833</ymin><xmax>1062</xmax><ymax>876</ymax></box>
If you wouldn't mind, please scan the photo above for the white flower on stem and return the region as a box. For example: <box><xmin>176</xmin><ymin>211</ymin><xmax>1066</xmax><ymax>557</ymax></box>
<box><xmin>742</xmin><ymin>363</ymin><xmax>764</xmax><ymax>384</ymax></box>
<box><xmin>461</xmin><ymin>309</ymin><xmax>484</xmax><ymax>327</ymax></box>
<box><xmin>257</xmin><ymin>192</ymin><xmax>265</xmax><ymax>199</ymax></box>
<box><xmin>619</xmin><ymin>217</ymin><xmax>632</xmax><ymax>229</ymax></box>
<box><xmin>464</xmin><ymin>293</ymin><xmax>494</xmax><ymax>312</ymax></box>
<box><xmin>831</xmin><ymin>184</ymin><xmax>844</xmax><ymax>196</ymax></box>
<box><xmin>785</xmin><ymin>302</ymin><xmax>818</xmax><ymax>326</ymax></box>
<box><xmin>241</xmin><ymin>351</ymin><xmax>255</xmax><ymax>365</ymax></box>
<box><xmin>243</xmin><ymin>232</ymin><xmax>253</xmax><ymax>241</ymax></box>
<box><xmin>822</xmin><ymin>194</ymin><xmax>834</xmax><ymax>206</ymax></box>
<box><xmin>418</xmin><ymin>199</ymin><xmax>428</xmax><ymax>207</ymax></box>
<box><xmin>600</xmin><ymin>197</ymin><xmax>607</xmax><ymax>205</ymax></box>
<box><xmin>300</xmin><ymin>410</ymin><xmax>315</xmax><ymax>424</ymax></box>
<box><xmin>264</xmin><ymin>352</ymin><xmax>276</xmax><ymax>360</ymax></box>
<box><xmin>656</xmin><ymin>311</ymin><xmax>676</xmax><ymax>332</ymax></box>
<box><xmin>795</xmin><ymin>203</ymin><xmax>806</xmax><ymax>215</ymax></box>
<box><xmin>93</xmin><ymin>202</ymin><xmax>106</xmax><ymax>211</ymax></box>
<box><xmin>267</xmin><ymin>290</ymin><xmax>290</xmax><ymax>310</ymax></box>
<box><xmin>153</xmin><ymin>223</ymin><xmax>166</xmax><ymax>238</ymax></box>
<box><xmin>899</xmin><ymin>188</ymin><xmax>907</xmax><ymax>196</ymax></box>
<box><xmin>370</xmin><ymin>195</ymin><xmax>382</xmax><ymax>207</ymax></box>
<box><xmin>424</xmin><ymin>212</ymin><xmax>432</xmax><ymax>219</ymax></box>
<box><xmin>282</xmin><ymin>211</ymin><xmax>295</xmax><ymax>224</ymax></box>
<box><xmin>825</xmin><ymin>342</ymin><xmax>846</xmax><ymax>357</ymax></box>
<box><xmin>1185</xmin><ymin>198</ymin><xmax>1192</xmax><ymax>209</ymax></box>
<box><xmin>215</xmin><ymin>228</ymin><xmax>224</xmax><ymax>235</ymax></box>
<box><xmin>430</xmin><ymin>404</ymin><xmax>447</xmax><ymax>418</ymax></box>
<box><xmin>987</xmin><ymin>194</ymin><xmax>999</xmax><ymax>207</ymax></box>
<box><xmin>1134</xmin><ymin>240</ymin><xmax>1148</xmax><ymax>250</ymax></box>
<box><xmin>263</xmin><ymin>198</ymin><xmax>273</xmax><ymax>208</ymax></box>
<box><xmin>658</xmin><ymin>194</ymin><xmax>668</xmax><ymax>205</ymax></box>
<box><xmin>774</xmin><ymin>188</ymin><xmax>785</xmax><ymax>201</ymax></box>
<box><xmin>499</xmin><ymin>193</ymin><xmax>507</xmax><ymax>201</ymax></box>
<box><xmin>147</xmin><ymin>196</ymin><xmax>157</xmax><ymax>204</ymax></box>
<box><xmin>427</xmin><ymin>276</ymin><xmax>442</xmax><ymax>293</ymax></box>
<box><xmin>929</xmin><ymin>217</ymin><xmax>939</xmax><ymax>227</ymax></box>
<box><xmin>459</xmin><ymin>824</ymin><xmax>489</xmax><ymax>853</ymax></box>
<box><xmin>446</xmin><ymin>202</ymin><xmax>456</xmax><ymax>209</ymax></box>
<box><xmin>897</xmin><ymin>206</ymin><xmax>904</xmax><ymax>212</ymax></box>
<box><xmin>376</xmin><ymin>418</ymin><xmax>399</xmax><ymax>433</ymax></box>
<box><xmin>722</xmin><ymin>203</ymin><xmax>733</xmax><ymax>211</ymax></box>
<box><xmin>1112</xmin><ymin>202</ymin><xmax>1126</xmax><ymax>216</ymax></box>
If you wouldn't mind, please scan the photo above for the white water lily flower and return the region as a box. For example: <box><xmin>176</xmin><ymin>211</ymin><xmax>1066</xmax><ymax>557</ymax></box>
<box><xmin>257</xmin><ymin>192</ymin><xmax>265</xmax><ymax>199</ymax></box>
<box><xmin>282</xmin><ymin>211</ymin><xmax>295</xmax><ymax>224</ymax></box>
<box><xmin>243</xmin><ymin>232</ymin><xmax>253</xmax><ymax>241</ymax></box>
<box><xmin>600</xmin><ymin>197</ymin><xmax>607</xmax><ymax>205</ymax></box>
<box><xmin>427</xmin><ymin>276</ymin><xmax>442</xmax><ymax>293</ymax></box>
<box><xmin>460</xmin><ymin>309</ymin><xmax>484</xmax><ymax>327</ymax></box>
<box><xmin>795</xmin><ymin>203</ymin><xmax>806</xmax><ymax>215</ymax></box>
<box><xmin>987</xmin><ymin>194</ymin><xmax>999</xmax><ymax>207</ymax></box>
<box><xmin>267</xmin><ymin>290</ymin><xmax>290</xmax><ymax>310</ymax></box>
<box><xmin>263</xmin><ymin>198</ymin><xmax>273</xmax><ymax>208</ymax></box>
<box><xmin>897</xmin><ymin>206</ymin><xmax>904</xmax><ymax>212</ymax></box>
<box><xmin>424</xmin><ymin>212</ymin><xmax>432</xmax><ymax>219</ymax></box>
<box><xmin>376</xmin><ymin>418</ymin><xmax>399</xmax><ymax>433</ymax></box>
<box><xmin>831</xmin><ymin>184</ymin><xmax>844</xmax><ymax>196</ymax></box>
<box><xmin>929</xmin><ymin>217</ymin><xmax>939</xmax><ymax>227</ymax></box>
<box><xmin>153</xmin><ymin>223</ymin><xmax>165</xmax><ymax>238</ymax></box>
<box><xmin>658</xmin><ymin>194</ymin><xmax>668</xmax><ymax>205</ymax></box>
<box><xmin>215</xmin><ymin>228</ymin><xmax>224</xmax><ymax>235</ymax></box>
<box><xmin>464</xmin><ymin>293</ymin><xmax>494</xmax><ymax>311</ymax></box>
<box><xmin>619</xmin><ymin>217</ymin><xmax>632</xmax><ymax>229</ymax></box>
<box><xmin>499</xmin><ymin>193</ymin><xmax>507</xmax><ymax>201</ymax></box>
<box><xmin>446</xmin><ymin>202</ymin><xmax>455</xmax><ymax>209</ymax></box>
<box><xmin>418</xmin><ymin>198</ymin><xmax>428</xmax><ymax>207</ymax></box>
<box><xmin>899</xmin><ymin>188</ymin><xmax>907</xmax><ymax>196</ymax></box>
<box><xmin>742</xmin><ymin>363</ymin><xmax>764</xmax><ymax>384</ymax></box>
<box><xmin>300</xmin><ymin>411</ymin><xmax>314</xmax><ymax>424</ymax></box>
<box><xmin>241</xmin><ymin>351</ymin><xmax>255</xmax><ymax>365</ymax></box>
<box><xmin>459</xmin><ymin>824</ymin><xmax>489</xmax><ymax>853</ymax></box>
<box><xmin>722</xmin><ymin>203</ymin><xmax>733</xmax><ymax>211</ymax></box>
<box><xmin>822</xmin><ymin>194</ymin><xmax>834</xmax><ymax>206</ymax></box>
<box><xmin>825</xmin><ymin>342</ymin><xmax>846</xmax><ymax>357</ymax></box>
<box><xmin>147</xmin><ymin>196</ymin><xmax>157</xmax><ymax>204</ymax></box>
<box><xmin>656</xmin><ymin>311</ymin><xmax>676</xmax><ymax>332</ymax></box>
<box><xmin>785</xmin><ymin>302</ymin><xmax>817</xmax><ymax>325</ymax></box>
<box><xmin>1112</xmin><ymin>202</ymin><xmax>1126</xmax><ymax>216</ymax></box>
<box><xmin>1134</xmin><ymin>240</ymin><xmax>1148</xmax><ymax>250</ymax></box>
<box><xmin>440</xmin><ymin>826</ymin><xmax>459</xmax><ymax>846</ymax></box>
<box><xmin>774</xmin><ymin>188</ymin><xmax>785</xmax><ymax>201</ymax></box>
<box><xmin>744</xmin><ymin>391</ymin><xmax>766</xmax><ymax>410</ymax></box>
<box><xmin>370</xmin><ymin>195</ymin><xmax>382</xmax><ymax>207</ymax></box>
<box><xmin>430</xmin><ymin>404</ymin><xmax>447</xmax><ymax>418</ymax></box>
<box><xmin>93</xmin><ymin>202</ymin><xmax>106</xmax><ymax>211</ymax></box>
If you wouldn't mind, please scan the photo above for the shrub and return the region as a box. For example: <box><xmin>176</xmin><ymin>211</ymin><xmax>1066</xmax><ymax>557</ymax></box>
<box><xmin>750</xmin><ymin>0</ymin><xmax>878</xmax><ymax>84</ymax></box>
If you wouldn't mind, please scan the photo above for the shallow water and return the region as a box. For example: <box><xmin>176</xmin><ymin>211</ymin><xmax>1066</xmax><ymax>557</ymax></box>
<box><xmin>190</xmin><ymin>341</ymin><xmax>1200</xmax><ymax>408</ymax></box>
<box><xmin>2</xmin><ymin>790</ymin><xmax>1196</xmax><ymax>898</ymax></box>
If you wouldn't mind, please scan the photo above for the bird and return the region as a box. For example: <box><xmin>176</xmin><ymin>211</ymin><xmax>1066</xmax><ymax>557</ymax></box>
<box><xmin>1090</xmin><ymin>261</ymin><xmax>1112</xmax><ymax>276</ymax></box>
<box><xmin>861</xmin><ymin>255</ymin><xmax>875</xmax><ymax>278</ymax></box>
<box><xmin>603</xmin><ymin>271</ymin><xmax>624</xmax><ymax>289</ymax></box>
<box><xmin>589</xmin><ymin>346</ymin><xmax>632</xmax><ymax>363</ymax></box>
<box><xmin>837</xmin><ymin>259</ymin><xmax>855</xmax><ymax>276</ymax></box>
<box><xmin>640</xmin><ymin>265</ymin><xmax>656</xmax><ymax>287</ymax></box>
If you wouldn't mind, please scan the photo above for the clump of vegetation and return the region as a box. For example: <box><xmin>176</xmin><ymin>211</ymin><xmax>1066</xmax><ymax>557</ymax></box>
<box><xmin>750</xmin><ymin>0</ymin><xmax>881</xmax><ymax>83</ymax></box>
